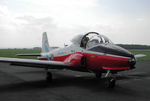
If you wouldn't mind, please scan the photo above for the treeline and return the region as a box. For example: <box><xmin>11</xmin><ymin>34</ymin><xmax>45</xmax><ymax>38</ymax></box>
<box><xmin>2</xmin><ymin>47</ymin><xmax>59</xmax><ymax>50</ymax></box>
<box><xmin>117</xmin><ymin>44</ymin><xmax>150</xmax><ymax>49</ymax></box>
<box><xmin>2</xmin><ymin>45</ymin><xmax>150</xmax><ymax>50</ymax></box>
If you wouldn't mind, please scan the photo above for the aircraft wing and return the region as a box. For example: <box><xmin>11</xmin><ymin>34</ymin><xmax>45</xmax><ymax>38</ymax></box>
<box><xmin>0</xmin><ymin>57</ymin><xmax>71</xmax><ymax>69</ymax></box>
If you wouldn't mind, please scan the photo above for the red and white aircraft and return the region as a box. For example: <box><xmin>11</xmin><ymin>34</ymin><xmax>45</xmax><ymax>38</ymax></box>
<box><xmin>0</xmin><ymin>32</ymin><xmax>146</xmax><ymax>88</ymax></box>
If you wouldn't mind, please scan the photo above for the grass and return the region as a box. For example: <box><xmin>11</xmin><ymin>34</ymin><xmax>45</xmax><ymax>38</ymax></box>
<box><xmin>0</xmin><ymin>49</ymin><xmax>40</xmax><ymax>59</ymax></box>
<box><xmin>0</xmin><ymin>49</ymin><xmax>150</xmax><ymax>61</ymax></box>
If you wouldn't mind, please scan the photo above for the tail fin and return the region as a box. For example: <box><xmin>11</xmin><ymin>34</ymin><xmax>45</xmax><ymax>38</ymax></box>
<box><xmin>42</xmin><ymin>32</ymin><xmax>50</xmax><ymax>53</ymax></box>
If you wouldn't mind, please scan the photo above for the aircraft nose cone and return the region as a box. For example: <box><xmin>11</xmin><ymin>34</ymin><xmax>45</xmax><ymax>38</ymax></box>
<box><xmin>103</xmin><ymin>44</ymin><xmax>134</xmax><ymax>58</ymax></box>
<box><xmin>88</xmin><ymin>44</ymin><xmax>134</xmax><ymax>58</ymax></box>
<box><xmin>111</xmin><ymin>44</ymin><xmax>133</xmax><ymax>57</ymax></box>
<box><xmin>128</xmin><ymin>56</ymin><xmax>136</xmax><ymax>69</ymax></box>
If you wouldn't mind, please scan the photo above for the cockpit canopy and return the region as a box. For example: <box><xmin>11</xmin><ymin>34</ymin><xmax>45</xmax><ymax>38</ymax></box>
<box><xmin>71</xmin><ymin>32</ymin><xmax>113</xmax><ymax>49</ymax></box>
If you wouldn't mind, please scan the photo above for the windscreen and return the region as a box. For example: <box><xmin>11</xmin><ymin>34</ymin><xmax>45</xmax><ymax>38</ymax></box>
<box><xmin>84</xmin><ymin>33</ymin><xmax>113</xmax><ymax>48</ymax></box>
<box><xmin>71</xmin><ymin>32</ymin><xmax>113</xmax><ymax>49</ymax></box>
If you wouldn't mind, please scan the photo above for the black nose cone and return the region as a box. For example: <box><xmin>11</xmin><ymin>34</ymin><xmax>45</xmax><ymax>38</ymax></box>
<box><xmin>107</xmin><ymin>44</ymin><xmax>134</xmax><ymax>58</ymax></box>
<box><xmin>88</xmin><ymin>44</ymin><xmax>134</xmax><ymax>58</ymax></box>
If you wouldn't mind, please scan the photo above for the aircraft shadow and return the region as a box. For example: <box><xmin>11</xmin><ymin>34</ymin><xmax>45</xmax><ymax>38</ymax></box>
<box><xmin>0</xmin><ymin>72</ymin><xmax>138</xmax><ymax>97</ymax></box>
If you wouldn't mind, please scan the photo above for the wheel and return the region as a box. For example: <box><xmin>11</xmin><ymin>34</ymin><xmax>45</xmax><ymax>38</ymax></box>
<box><xmin>95</xmin><ymin>73</ymin><xmax>102</xmax><ymax>79</ymax></box>
<box><xmin>46</xmin><ymin>72</ymin><xmax>52</xmax><ymax>83</ymax></box>
<box><xmin>105</xmin><ymin>77</ymin><xmax>116</xmax><ymax>88</ymax></box>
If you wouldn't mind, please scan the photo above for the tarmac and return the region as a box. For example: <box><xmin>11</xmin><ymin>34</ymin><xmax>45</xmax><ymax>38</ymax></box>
<box><xmin>0</xmin><ymin>61</ymin><xmax>150</xmax><ymax>101</ymax></box>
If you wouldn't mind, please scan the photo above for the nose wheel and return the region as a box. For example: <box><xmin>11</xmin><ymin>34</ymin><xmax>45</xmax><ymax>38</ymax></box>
<box><xmin>105</xmin><ymin>70</ymin><xmax>116</xmax><ymax>88</ymax></box>
<box><xmin>105</xmin><ymin>77</ymin><xmax>116</xmax><ymax>88</ymax></box>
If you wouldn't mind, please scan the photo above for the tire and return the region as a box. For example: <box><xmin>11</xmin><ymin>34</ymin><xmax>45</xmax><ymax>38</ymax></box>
<box><xmin>105</xmin><ymin>77</ymin><xmax>116</xmax><ymax>88</ymax></box>
<box><xmin>95</xmin><ymin>73</ymin><xmax>102</xmax><ymax>79</ymax></box>
<box><xmin>46</xmin><ymin>72</ymin><xmax>52</xmax><ymax>83</ymax></box>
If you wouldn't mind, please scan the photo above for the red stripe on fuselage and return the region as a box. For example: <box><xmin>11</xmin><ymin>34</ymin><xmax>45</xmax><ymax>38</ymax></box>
<box><xmin>82</xmin><ymin>52</ymin><xmax>130</xmax><ymax>70</ymax></box>
<box><xmin>102</xmin><ymin>66</ymin><xmax>130</xmax><ymax>70</ymax></box>
<box><xmin>39</xmin><ymin>52</ymin><xmax>131</xmax><ymax>71</ymax></box>
<box><xmin>39</xmin><ymin>54</ymin><xmax>71</xmax><ymax>61</ymax></box>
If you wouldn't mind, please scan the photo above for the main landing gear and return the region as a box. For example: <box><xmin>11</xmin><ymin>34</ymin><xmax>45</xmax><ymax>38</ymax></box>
<box><xmin>45</xmin><ymin>68</ymin><xmax>52</xmax><ymax>82</ymax></box>
<box><xmin>95</xmin><ymin>72</ymin><xmax>102</xmax><ymax>79</ymax></box>
<box><xmin>105</xmin><ymin>70</ymin><xmax>116</xmax><ymax>88</ymax></box>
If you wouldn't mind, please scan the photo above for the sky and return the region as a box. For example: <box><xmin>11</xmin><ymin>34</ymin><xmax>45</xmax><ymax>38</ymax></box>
<box><xmin>0</xmin><ymin>0</ymin><xmax>150</xmax><ymax>48</ymax></box>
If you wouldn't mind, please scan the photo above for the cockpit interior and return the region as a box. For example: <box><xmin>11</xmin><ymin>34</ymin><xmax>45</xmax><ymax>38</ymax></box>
<box><xmin>80</xmin><ymin>32</ymin><xmax>113</xmax><ymax>49</ymax></box>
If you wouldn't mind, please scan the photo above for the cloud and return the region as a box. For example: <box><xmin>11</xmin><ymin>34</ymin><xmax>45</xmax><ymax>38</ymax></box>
<box><xmin>0</xmin><ymin>1</ymin><xmax>113</xmax><ymax>48</ymax></box>
<box><xmin>0</xmin><ymin>5</ymin><xmax>17</xmax><ymax>34</ymax></box>
<box><xmin>23</xmin><ymin>0</ymin><xmax>99</xmax><ymax>26</ymax></box>
<box><xmin>0</xmin><ymin>5</ymin><xmax>58</xmax><ymax>48</ymax></box>
<box><xmin>0</xmin><ymin>0</ymin><xmax>150</xmax><ymax>48</ymax></box>
<box><xmin>25</xmin><ymin>0</ymin><xmax>97</xmax><ymax>8</ymax></box>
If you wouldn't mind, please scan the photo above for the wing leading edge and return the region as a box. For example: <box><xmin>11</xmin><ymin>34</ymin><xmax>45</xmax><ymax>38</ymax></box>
<box><xmin>0</xmin><ymin>57</ymin><xmax>71</xmax><ymax>69</ymax></box>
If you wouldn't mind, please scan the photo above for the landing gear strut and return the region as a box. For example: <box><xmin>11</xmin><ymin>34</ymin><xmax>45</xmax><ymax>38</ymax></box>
<box><xmin>105</xmin><ymin>70</ymin><xmax>116</xmax><ymax>88</ymax></box>
<box><xmin>45</xmin><ymin>68</ymin><xmax>52</xmax><ymax>82</ymax></box>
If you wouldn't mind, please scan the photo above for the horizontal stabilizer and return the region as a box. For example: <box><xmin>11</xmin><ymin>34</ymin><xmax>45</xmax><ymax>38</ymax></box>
<box><xmin>16</xmin><ymin>54</ymin><xmax>41</xmax><ymax>56</ymax></box>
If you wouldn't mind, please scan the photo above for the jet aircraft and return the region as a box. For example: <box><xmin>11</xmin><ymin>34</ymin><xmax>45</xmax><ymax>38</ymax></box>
<box><xmin>0</xmin><ymin>32</ymin><xmax>146</xmax><ymax>88</ymax></box>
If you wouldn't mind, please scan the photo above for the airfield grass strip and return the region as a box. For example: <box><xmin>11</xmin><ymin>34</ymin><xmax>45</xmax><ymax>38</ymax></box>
<box><xmin>0</xmin><ymin>49</ymin><xmax>40</xmax><ymax>59</ymax></box>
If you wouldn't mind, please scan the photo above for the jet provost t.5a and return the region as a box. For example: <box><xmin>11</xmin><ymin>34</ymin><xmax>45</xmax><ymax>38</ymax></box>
<box><xmin>0</xmin><ymin>32</ymin><xmax>146</xmax><ymax>88</ymax></box>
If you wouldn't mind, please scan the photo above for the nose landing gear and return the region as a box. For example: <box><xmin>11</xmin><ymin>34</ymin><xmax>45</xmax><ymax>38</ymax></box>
<box><xmin>105</xmin><ymin>77</ymin><xmax>116</xmax><ymax>88</ymax></box>
<box><xmin>105</xmin><ymin>70</ymin><xmax>116</xmax><ymax>88</ymax></box>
